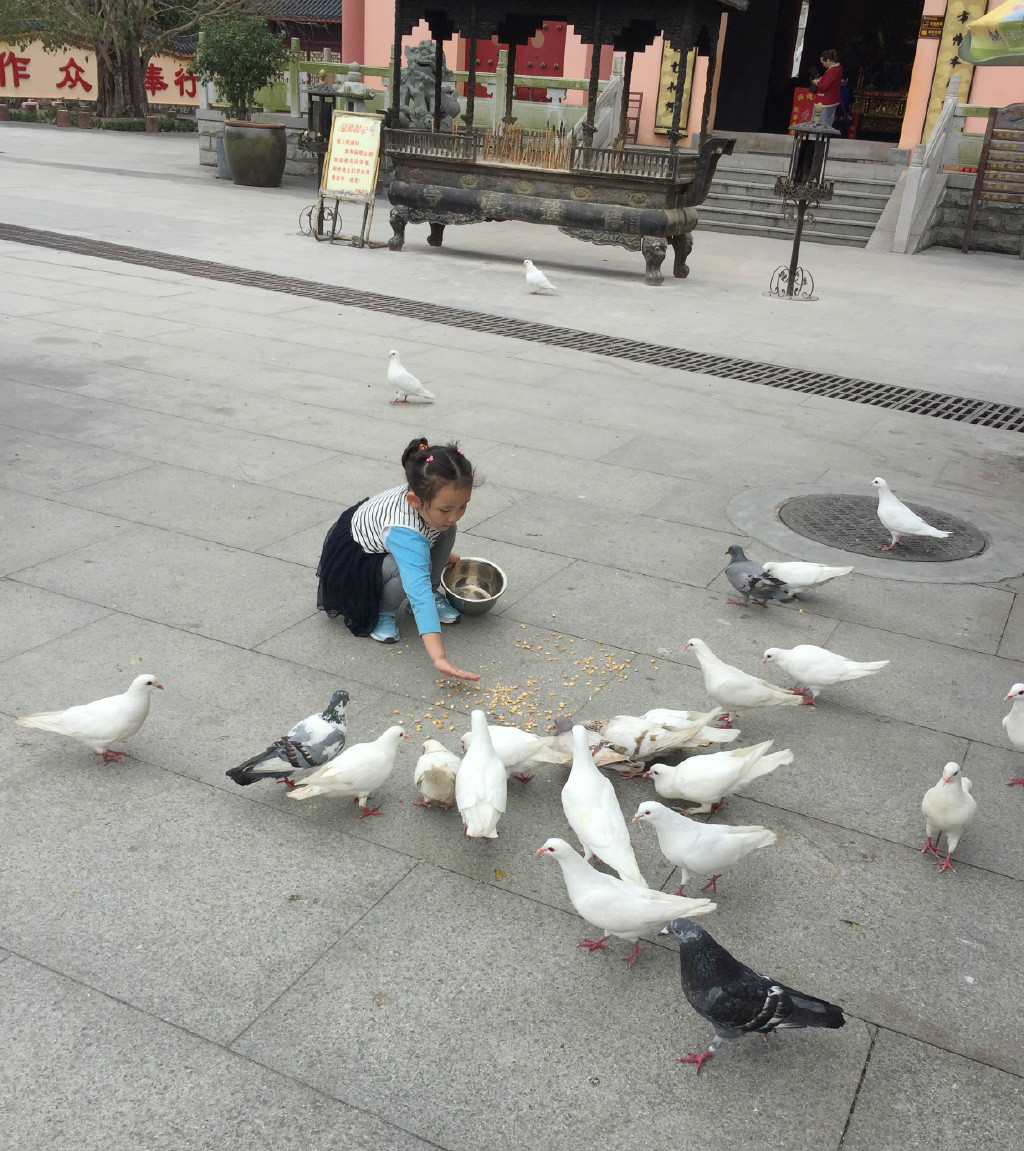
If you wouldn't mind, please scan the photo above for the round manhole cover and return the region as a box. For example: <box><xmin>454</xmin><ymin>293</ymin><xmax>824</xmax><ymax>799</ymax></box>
<box><xmin>777</xmin><ymin>495</ymin><xmax>987</xmax><ymax>562</ymax></box>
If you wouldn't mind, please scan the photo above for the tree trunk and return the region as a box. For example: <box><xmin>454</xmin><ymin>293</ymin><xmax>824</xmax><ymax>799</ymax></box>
<box><xmin>95</xmin><ymin>34</ymin><xmax>149</xmax><ymax>118</ymax></box>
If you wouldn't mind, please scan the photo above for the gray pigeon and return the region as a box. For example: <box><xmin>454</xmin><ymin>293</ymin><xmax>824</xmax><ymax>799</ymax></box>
<box><xmin>725</xmin><ymin>545</ymin><xmax>794</xmax><ymax>607</ymax></box>
<box><xmin>663</xmin><ymin>918</ymin><xmax>845</xmax><ymax>1073</ymax></box>
<box><xmin>226</xmin><ymin>689</ymin><xmax>349</xmax><ymax>789</ymax></box>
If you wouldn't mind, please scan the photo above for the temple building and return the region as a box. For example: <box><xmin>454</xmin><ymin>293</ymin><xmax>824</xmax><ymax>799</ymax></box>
<box><xmin>340</xmin><ymin>0</ymin><xmax>1024</xmax><ymax>150</ymax></box>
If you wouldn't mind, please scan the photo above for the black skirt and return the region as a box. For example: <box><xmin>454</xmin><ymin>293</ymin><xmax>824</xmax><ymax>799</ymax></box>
<box><xmin>316</xmin><ymin>499</ymin><xmax>386</xmax><ymax>637</ymax></box>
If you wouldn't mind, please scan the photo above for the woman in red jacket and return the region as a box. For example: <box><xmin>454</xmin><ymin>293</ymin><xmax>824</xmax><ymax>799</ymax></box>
<box><xmin>810</xmin><ymin>49</ymin><xmax>842</xmax><ymax>128</ymax></box>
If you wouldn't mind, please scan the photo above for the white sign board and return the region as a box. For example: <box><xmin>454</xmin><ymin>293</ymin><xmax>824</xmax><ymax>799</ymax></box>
<box><xmin>321</xmin><ymin>109</ymin><xmax>382</xmax><ymax>202</ymax></box>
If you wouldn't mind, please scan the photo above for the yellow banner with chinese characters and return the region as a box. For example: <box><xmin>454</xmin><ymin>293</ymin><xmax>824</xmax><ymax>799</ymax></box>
<box><xmin>923</xmin><ymin>1</ymin><xmax>986</xmax><ymax>140</ymax></box>
<box><xmin>654</xmin><ymin>41</ymin><xmax>696</xmax><ymax>134</ymax></box>
<box><xmin>0</xmin><ymin>41</ymin><xmax>198</xmax><ymax>105</ymax></box>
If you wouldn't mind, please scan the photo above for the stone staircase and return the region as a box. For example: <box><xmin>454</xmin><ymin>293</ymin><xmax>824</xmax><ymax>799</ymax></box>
<box><xmin>699</xmin><ymin>152</ymin><xmax>901</xmax><ymax>248</ymax></box>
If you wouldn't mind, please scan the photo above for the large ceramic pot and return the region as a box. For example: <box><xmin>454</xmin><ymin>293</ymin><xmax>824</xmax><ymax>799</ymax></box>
<box><xmin>223</xmin><ymin>121</ymin><xmax>287</xmax><ymax>188</ymax></box>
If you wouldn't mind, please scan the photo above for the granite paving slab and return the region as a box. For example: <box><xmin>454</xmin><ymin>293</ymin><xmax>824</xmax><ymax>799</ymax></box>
<box><xmin>0</xmin><ymin>956</ymin><xmax>436</xmax><ymax>1151</ymax></box>
<box><xmin>232</xmin><ymin>862</ymin><xmax>871</xmax><ymax>1151</ymax></box>
<box><xmin>471</xmin><ymin>494</ymin><xmax>742</xmax><ymax>589</ymax></box>
<box><xmin>84</xmin><ymin>413</ymin><xmax>339</xmax><ymax>483</ymax></box>
<box><xmin>0</xmin><ymin>376</ymin><xmax>160</xmax><ymax>444</ymax></box>
<box><xmin>840</xmin><ymin>1028</ymin><xmax>1024</xmax><ymax>1151</ymax></box>
<box><xmin>0</xmin><ymin>580</ymin><xmax>109</xmax><ymax>664</ymax></box>
<box><xmin>62</xmin><ymin>464</ymin><xmax>339</xmax><ymax>552</ymax></box>
<box><xmin>0</xmin><ymin>763</ymin><xmax>414</xmax><ymax>1042</ymax></box>
<box><xmin>15</xmin><ymin>525</ymin><xmax>315</xmax><ymax>648</ymax></box>
<box><xmin>0</xmin><ymin>489</ymin><xmax>133</xmax><ymax>575</ymax></box>
<box><xmin>504</xmin><ymin>558</ymin><xmax>841</xmax><ymax>662</ymax></box>
<box><xmin>0</xmin><ymin>424</ymin><xmax>151</xmax><ymax>497</ymax></box>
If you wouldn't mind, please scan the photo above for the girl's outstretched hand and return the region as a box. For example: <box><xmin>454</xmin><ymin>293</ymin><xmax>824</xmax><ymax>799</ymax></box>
<box><xmin>435</xmin><ymin>657</ymin><xmax>480</xmax><ymax>682</ymax></box>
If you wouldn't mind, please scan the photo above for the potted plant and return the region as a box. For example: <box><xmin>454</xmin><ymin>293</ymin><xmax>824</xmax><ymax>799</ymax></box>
<box><xmin>194</xmin><ymin>14</ymin><xmax>290</xmax><ymax>187</ymax></box>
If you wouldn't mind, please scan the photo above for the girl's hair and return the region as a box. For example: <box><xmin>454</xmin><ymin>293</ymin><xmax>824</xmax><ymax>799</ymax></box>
<box><xmin>401</xmin><ymin>437</ymin><xmax>475</xmax><ymax>505</ymax></box>
<box><xmin>820</xmin><ymin>48</ymin><xmax>839</xmax><ymax>63</ymax></box>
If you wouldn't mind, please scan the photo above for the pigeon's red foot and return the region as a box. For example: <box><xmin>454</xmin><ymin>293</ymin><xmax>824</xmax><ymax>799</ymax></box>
<box><xmin>512</xmin><ymin>773</ymin><xmax>535</xmax><ymax>784</ymax></box>
<box><xmin>389</xmin><ymin>397</ymin><xmax>408</xmax><ymax>405</ymax></box>
<box><xmin>620</xmin><ymin>767</ymin><xmax>647</xmax><ymax>780</ymax></box>
<box><xmin>880</xmin><ymin>542</ymin><xmax>899</xmax><ymax>551</ymax></box>
<box><xmin>726</xmin><ymin>599</ymin><xmax>748</xmax><ymax>607</ymax></box>
<box><xmin>701</xmin><ymin>874</ymin><xmax>722</xmax><ymax>895</ymax></box>
<box><xmin>673</xmin><ymin>884</ymin><xmax>687</xmax><ymax>896</ymax></box>
<box><xmin>799</xmin><ymin>689</ymin><xmax>817</xmax><ymax>705</ymax></box>
<box><xmin>98</xmin><ymin>750</ymin><xmax>128</xmax><ymax>763</ymax></box>
<box><xmin>714</xmin><ymin>715</ymin><xmax>733</xmax><ymax>730</ymax></box>
<box><xmin>577</xmin><ymin>935</ymin><xmax>611</xmax><ymax>954</ymax></box>
<box><xmin>358</xmin><ymin>804</ymin><xmax>383</xmax><ymax>819</ymax></box>
<box><xmin>710</xmin><ymin>800</ymin><xmax>729</xmax><ymax>815</ymax></box>
<box><xmin>620</xmin><ymin>941</ymin><xmax>649</xmax><ymax>969</ymax></box>
<box><xmin>413</xmin><ymin>798</ymin><xmax>432</xmax><ymax>807</ymax></box>
<box><xmin>278</xmin><ymin>777</ymin><xmax>297</xmax><ymax>790</ymax></box>
<box><xmin>921</xmin><ymin>837</ymin><xmax>941</xmax><ymax>858</ymax></box>
<box><xmin>1009</xmin><ymin>778</ymin><xmax>1024</xmax><ymax>788</ymax></box>
<box><xmin>678</xmin><ymin>1049</ymin><xmax>714</xmax><ymax>1074</ymax></box>
<box><xmin>752</xmin><ymin>599</ymin><xmax>769</xmax><ymax>608</ymax></box>
<box><xmin>935</xmin><ymin>853</ymin><xmax>956</xmax><ymax>873</ymax></box>
<box><xmin>439</xmin><ymin>801</ymin><xmax>457</xmax><ymax>810</ymax></box>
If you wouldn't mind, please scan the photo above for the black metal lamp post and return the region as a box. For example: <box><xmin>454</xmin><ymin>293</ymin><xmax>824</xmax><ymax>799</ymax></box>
<box><xmin>298</xmin><ymin>74</ymin><xmax>342</xmax><ymax>239</ymax></box>
<box><xmin>767</xmin><ymin>117</ymin><xmax>838</xmax><ymax>301</ymax></box>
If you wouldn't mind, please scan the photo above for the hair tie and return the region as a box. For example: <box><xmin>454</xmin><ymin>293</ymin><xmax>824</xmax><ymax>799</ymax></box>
<box><xmin>456</xmin><ymin>449</ymin><xmax>464</xmax><ymax>456</ymax></box>
<box><xmin>419</xmin><ymin>441</ymin><xmax>428</xmax><ymax>451</ymax></box>
<box><xmin>426</xmin><ymin>454</ymin><xmax>434</xmax><ymax>462</ymax></box>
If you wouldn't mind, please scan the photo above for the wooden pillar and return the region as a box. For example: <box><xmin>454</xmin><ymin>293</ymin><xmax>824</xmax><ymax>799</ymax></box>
<box><xmin>465</xmin><ymin>34</ymin><xmax>478</xmax><ymax>131</ymax></box>
<box><xmin>433</xmin><ymin>37</ymin><xmax>444</xmax><ymax>131</ymax></box>
<box><xmin>616</xmin><ymin>48</ymin><xmax>635</xmax><ymax>148</ymax></box>
<box><xmin>502</xmin><ymin>45</ymin><xmax>517</xmax><ymax>130</ymax></box>
<box><xmin>390</xmin><ymin>0</ymin><xmax>403</xmax><ymax>125</ymax></box>
<box><xmin>700</xmin><ymin>22</ymin><xmax>721</xmax><ymax>143</ymax></box>
<box><xmin>582</xmin><ymin>4</ymin><xmax>605</xmax><ymax>149</ymax></box>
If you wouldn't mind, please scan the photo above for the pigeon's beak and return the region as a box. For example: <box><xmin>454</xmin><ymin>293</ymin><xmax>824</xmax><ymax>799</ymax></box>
<box><xmin>1005</xmin><ymin>693</ymin><xmax>1014</xmax><ymax>701</ymax></box>
<box><xmin>761</xmin><ymin>657</ymin><xmax>768</xmax><ymax>664</ymax></box>
<box><xmin>658</xmin><ymin>927</ymin><xmax>670</xmax><ymax>936</ymax></box>
<box><xmin>535</xmin><ymin>847</ymin><xmax>546</xmax><ymax>856</ymax></box>
<box><xmin>942</xmin><ymin>777</ymin><xmax>952</xmax><ymax>785</ymax></box>
<box><xmin>642</xmin><ymin>771</ymin><xmax>651</xmax><ymax>779</ymax></box>
<box><xmin>631</xmin><ymin>814</ymin><xmax>641</xmax><ymax>823</ymax></box>
<box><xmin>155</xmin><ymin>683</ymin><xmax>164</xmax><ymax>689</ymax></box>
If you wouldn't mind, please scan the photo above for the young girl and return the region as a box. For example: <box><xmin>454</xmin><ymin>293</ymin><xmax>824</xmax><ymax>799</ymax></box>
<box><xmin>317</xmin><ymin>438</ymin><xmax>479</xmax><ymax>682</ymax></box>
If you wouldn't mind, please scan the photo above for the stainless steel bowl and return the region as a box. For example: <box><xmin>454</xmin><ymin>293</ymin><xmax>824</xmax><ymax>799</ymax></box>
<box><xmin>441</xmin><ymin>557</ymin><xmax>507</xmax><ymax>617</ymax></box>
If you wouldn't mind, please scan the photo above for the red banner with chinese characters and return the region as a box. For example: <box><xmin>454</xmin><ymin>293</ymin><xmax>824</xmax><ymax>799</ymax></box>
<box><xmin>789</xmin><ymin>86</ymin><xmax>816</xmax><ymax>128</ymax></box>
<box><xmin>0</xmin><ymin>41</ymin><xmax>197</xmax><ymax>104</ymax></box>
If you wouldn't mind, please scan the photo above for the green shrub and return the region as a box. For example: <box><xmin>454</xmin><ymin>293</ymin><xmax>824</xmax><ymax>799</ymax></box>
<box><xmin>96</xmin><ymin>117</ymin><xmax>147</xmax><ymax>131</ymax></box>
<box><xmin>8</xmin><ymin>108</ymin><xmax>38</xmax><ymax>122</ymax></box>
<box><xmin>158</xmin><ymin>115</ymin><xmax>197</xmax><ymax>132</ymax></box>
<box><xmin>194</xmin><ymin>14</ymin><xmax>289</xmax><ymax>120</ymax></box>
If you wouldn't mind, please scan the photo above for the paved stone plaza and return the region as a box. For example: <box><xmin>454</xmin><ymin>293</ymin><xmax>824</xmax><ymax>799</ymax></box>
<box><xmin>2</xmin><ymin>125</ymin><xmax>1024</xmax><ymax>1150</ymax></box>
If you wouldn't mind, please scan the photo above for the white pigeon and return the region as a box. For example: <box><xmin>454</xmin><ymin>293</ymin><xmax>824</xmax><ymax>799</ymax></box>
<box><xmin>685</xmin><ymin>637</ymin><xmax>805</xmax><ymax>724</ymax></box>
<box><xmin>761</xmin><ymin>561</ymin><xmax>853</xmax><ymax>593</ymax></box>
<box><xmin>414</xmin><ymin>738</ymin><xmax>460</xmax><ymax>808</ymax></box>
<box><xmin>16</xmin><ymin>673</ymin><xmax>163</xmax><ymax>762</ymax></box>
<box><xmin>456</xmin><ymin>710</ymin><xmax>508</xmax><ymax>839</ymax></box>
<box><xmin>762</xmin><ymin>644</ymin><xmax>889</xmax><ymax>701</ymax></box>
<box><xmin>640</xmin><ymin>709</ymin><xmax>741</xmax><ymax>746</ymax></box>
<box><xmin>633</xmin><ymin>800</ymin><xmax>777</xmax><ymax>895</ymax></box>
<box><xmin>583</xmin><ymin>709</ymin><xmax>729</xmax><ymax>763</ymax></box>
<box><xmin>523</xmin><ymin>259</ymin><xmax>557</xmax><ymax>295</ymax></box>
<box><xmin>537</xmin><ymin>837</ymin><xmax>715</xmax><ymax>968</ymax></box>
<box><xmin>386</xmin><ymin>349</ymin><xmax>435</xmax><ymax>405</ymax></box>
<box><xmin>646</xmin><ymin>740</ymin><xmax>793</xmax><ymax>814</ymax></box>
<box><xmin>921</xmin><ymin>761</ymin><xmax>977</xmax><ymax>874</ymax></box>
<box><xmin>461</xmin><ymin>723</ymin><xmax>571</xmax><ymax>783</ymax></box>
<box><xmin>1001</xmin><ymin>684</ymin><xmax>1024</xmax><ymax>787</ymax></box>
<box><xmin>288</xmin><ymin>725</ymin><xmax>407</xmax><ymax>815</ymax></box>
<box><xmin>561</xmin><ymin>724</ymin><xmax>647</xmax><ymax>887</ymax></box>
<box><xmin>870</xmin><ymin>477</ymin><xmax>950</xmax><ymax>551</ymax></box>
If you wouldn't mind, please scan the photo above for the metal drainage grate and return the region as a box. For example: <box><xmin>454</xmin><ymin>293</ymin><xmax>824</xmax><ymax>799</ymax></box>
<box><xmin>3</xmin><ymin>222</ymin><xmax>1024</xmax><ymax>433</ymax></box>
<box><xmin>778</xmin><ymin>494</ymin><xmax>987</xmax><ymax>562</ymax></box>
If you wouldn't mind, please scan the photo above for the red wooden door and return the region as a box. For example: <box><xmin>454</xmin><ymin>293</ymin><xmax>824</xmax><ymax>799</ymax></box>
<box><xmin>470</xmin><ymin>21</ymin><xmax>567</xmax><ymax>102</ymax></box>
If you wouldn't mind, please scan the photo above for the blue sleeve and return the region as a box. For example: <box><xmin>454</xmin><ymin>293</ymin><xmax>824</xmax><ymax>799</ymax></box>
<box><xmin>385</xmin><ymin>526</ymin><xmax>440</xmax><ymax>634</ymax></box>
